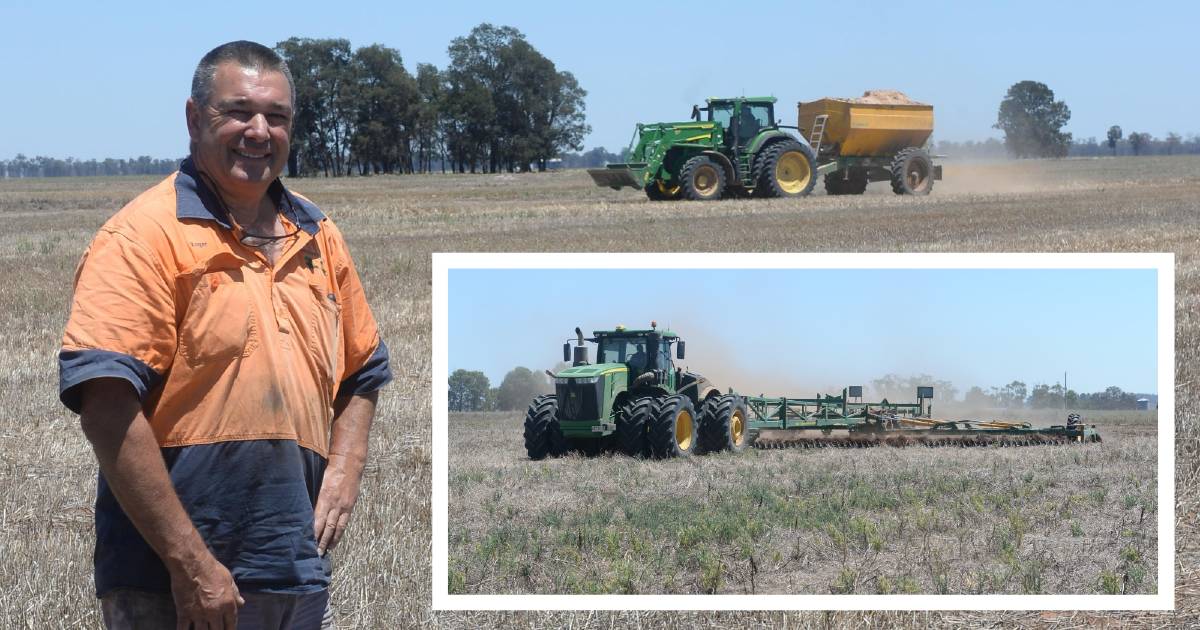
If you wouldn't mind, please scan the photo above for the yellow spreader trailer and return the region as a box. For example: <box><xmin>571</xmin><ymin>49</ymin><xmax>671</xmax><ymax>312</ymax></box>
<box><xmin>798</xmin><ymin>93</ymin><xmax>942</xmax><ymax>195</ymax></box>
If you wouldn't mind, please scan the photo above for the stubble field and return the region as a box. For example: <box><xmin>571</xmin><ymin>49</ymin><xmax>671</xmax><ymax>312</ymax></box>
<box><xmin>1</xmin><ymin>155</ymin><xmax>1197</xmax><ymax>628</ymax></box>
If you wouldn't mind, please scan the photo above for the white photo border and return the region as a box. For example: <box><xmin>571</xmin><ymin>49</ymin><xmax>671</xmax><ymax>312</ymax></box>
<box><xmin>431</xmin><ymin>252</ymin><xmax>1175</xmax><ymax>611</ymax></box>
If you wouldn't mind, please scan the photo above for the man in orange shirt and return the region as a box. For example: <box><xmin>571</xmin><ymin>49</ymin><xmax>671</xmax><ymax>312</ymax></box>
<box><xmin>59</xmin><ymin>41</ymin><xmax>391</xmax><ymax>629</ymax></box>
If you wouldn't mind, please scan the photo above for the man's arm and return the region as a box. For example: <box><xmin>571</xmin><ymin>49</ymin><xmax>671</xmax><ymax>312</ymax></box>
<box><xmin>314</xmin><ymin>390</ymin><xmax>378</xmax><ymax>556</ymax></box>
<box><xmin>79</xmin><ymin>378</ymin><xmax>242</xmax><ymax>629</ymax></box>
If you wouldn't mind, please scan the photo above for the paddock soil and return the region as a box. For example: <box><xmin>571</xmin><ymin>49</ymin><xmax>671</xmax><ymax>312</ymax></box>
<box><xmin>1</xmin><ymin>155</ymin><xmax>1197</xmax><ymax>627</ymax></box>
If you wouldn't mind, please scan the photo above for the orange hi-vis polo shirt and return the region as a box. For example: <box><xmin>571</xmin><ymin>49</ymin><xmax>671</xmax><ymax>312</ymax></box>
<box><xmin>58</xmin><ymin>158</ymin><xmax>391</xmax><ymax>596</ymax></box>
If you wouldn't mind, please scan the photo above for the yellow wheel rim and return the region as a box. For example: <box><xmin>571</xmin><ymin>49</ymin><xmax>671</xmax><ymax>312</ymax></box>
<box><xmin>731</xmin><ymin>409</ymin><xmax>745</xmax><ymax>446</ymax></box>
<box><xmin>775</xmin><ymin>152</ymin><xmax>811</xmax><ymax>194</ymax></box>
<box><xmin>675</xmin><ymin>409</ymin><xmax>694</xmax><ymax>451</ymax></box>
<box><xmin>693</xmin><ymin>165</ymin><xmax>719</xmax><ymax>197</ymax></box>
<box><xmin>657</xmin><ymin>180</ymin><xmax>681</xmax><ymax>197</ymax></box>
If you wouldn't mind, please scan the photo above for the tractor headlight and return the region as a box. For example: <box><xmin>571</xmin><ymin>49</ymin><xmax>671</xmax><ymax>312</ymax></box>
<box><xmin>554</xmin><ymin>377</ymin><xmax>570</xmax><ymax>385</ymax></box>
<box><xmin>573</xmin><ymin>377</ymin><xmax>599</xmax><ymax>384</ymax></box>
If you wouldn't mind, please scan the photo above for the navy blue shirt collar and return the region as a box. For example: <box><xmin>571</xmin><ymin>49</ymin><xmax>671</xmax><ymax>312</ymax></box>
<box><xmin>174</xmin><ymin>157</ymin><xmax>325</xmax><ymax>235</ymax></box>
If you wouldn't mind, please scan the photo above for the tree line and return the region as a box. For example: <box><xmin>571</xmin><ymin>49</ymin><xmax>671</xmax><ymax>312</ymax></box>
<box><xmin>0</xmin><ymin>155</ymin><xmax>181</xmax><ymax>178</ymax></box>
<box><xmin>276</xmin><ymin>23</ymin><xmax>589</xmax><ymax>177</ymax></box>
<box><xmin>449</xmin><ymin>367</ymin><xmax>1153</xmax><ymax>413</ymax></box>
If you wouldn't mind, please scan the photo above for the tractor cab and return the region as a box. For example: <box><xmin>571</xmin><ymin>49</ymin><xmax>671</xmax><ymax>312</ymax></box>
<box><xmin>694</xmin><ymin>97</ymin><xmax>777</xmax><ymax>151</ymax></box>
<box><xmin>591</xmin><ymin>324</ymin><xmax>683</xmax><ymax>390</ymax></box>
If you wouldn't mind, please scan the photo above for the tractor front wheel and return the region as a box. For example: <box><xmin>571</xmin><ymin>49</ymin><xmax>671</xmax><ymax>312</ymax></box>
<box><xmin>679</xmin><ymin>156</ymin><xmax>726</xmax><ymax>201</ymax></box>
<box><xmin>616</xmin><ymin>396</ymin><xmax>655</xmax><ymax>457</ymax></box>
<box><xmin>523</xmin><ymin>394</ymin><xmax>566</xmax><ymax>460</ymax></box>
<box><xmin>700</xmin><ymin>394</ymin><xmax>750</xmax><ymax>453</ymax></box>
<box><xmin>756</xmin><ymin>140</ymin><xmax>817</xmax><ymax>198</ymax></box>
<box><xmin>649</xmin><ymin>395</ymin><xmax>697</xmax><ymax>458</ymax></box>
<box><xmin>890</xmin><ymin>147</ymin><xmax>935</xmax><ymax>195</ymax></box>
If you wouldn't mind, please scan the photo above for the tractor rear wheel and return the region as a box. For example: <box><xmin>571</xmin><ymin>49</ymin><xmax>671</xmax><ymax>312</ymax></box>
<box><xmin>890</xmin><ymin>147</ymin><xmax>935</xmax><ymax>195</ymax></box>
<box><xmin>700</xmin><ymin>394</ymin><xmax>750</xmax><ymax>453</ymax></box>
<box><xmin>645</xmin><ymin>179</ymin><xmax>682</xmax><ymax>201</ymax></box>
<box><xmin>649</xmin><ymin>395</ymin><xmax>697</xmax><ymax>458</ymax></box>
<box><xmin>616</xmin><ymin>396</ymin><xmax>655</xmax><ymax>457</ymax></box>
<box><xmin>523</xmin><ymin>394</ymin><xmax>566</xmax><ymax>460</ymax></box>
<box><xmin>679</xmin><ymin>156</ymin><xmax>726</xmax><ymax>201</ymax></box>
<box><xmin>756</xmin><ymin>140</ymin><xmax>817</xmax><ymax>198</ymax></box>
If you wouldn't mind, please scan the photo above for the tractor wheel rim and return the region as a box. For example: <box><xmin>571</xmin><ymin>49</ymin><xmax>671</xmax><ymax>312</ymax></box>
<box><xmin>658</xmin><ymin>180</ymin><xmax>681</xmax><ymax>196</ymax></box>
<box><xmin>731</xmin><ymin>410</ymin><xmax>745</xmax><ymax>445</ymax></box>
<box><xmin>776</xmin><ymin>152</ymin><xmax>811</xmax><ymax>194</ymax></box>
<box><xmin>694</xmin><ymin>165</ymin><xmax>718</xmax><ymax>196</ymax></box>
<box><xmin>676</xmin><ymin>409</ymin><xmax>693</xmax><ymax>450</ymax></box>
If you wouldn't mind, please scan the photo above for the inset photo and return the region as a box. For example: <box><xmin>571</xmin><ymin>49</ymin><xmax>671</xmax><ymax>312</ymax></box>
<box><xmin>432</xmin><ymin>253</ymin><xmax>1173</xmax><ymax>611</ymax></box>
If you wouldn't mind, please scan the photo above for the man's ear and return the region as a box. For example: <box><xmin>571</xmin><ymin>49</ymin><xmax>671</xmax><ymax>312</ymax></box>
<box><xmin>185</xmin><ymin>98</ymin><xmax>200</xmax><ymax>142</ymax></box>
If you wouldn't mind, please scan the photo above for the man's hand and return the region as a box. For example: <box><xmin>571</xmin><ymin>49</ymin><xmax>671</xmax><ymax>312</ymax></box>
<box><xmin>168</xmin><ymin>554</ymin><xmax>244</xmax><ymax>630</ymax></box>
<box><xmin>315</xmin><ymin>391</ymin><xmax>377</xmax><ymax>556</ymax></box>
<box><xmin>79</xmin><ymin>378</ymin><xmax>244</xmax><ymax>628</ymax></box>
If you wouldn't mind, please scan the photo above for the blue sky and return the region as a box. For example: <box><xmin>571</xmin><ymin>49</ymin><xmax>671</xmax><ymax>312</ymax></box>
<box><xmin>1</xmin><ymin>0</ymin><xmax>1196</xmax><ymax>159</ymax></box>
<box><xmin>448</xmin><ymin>268</ymin><xmax>1158</xmax><ymax>397</ymax></box>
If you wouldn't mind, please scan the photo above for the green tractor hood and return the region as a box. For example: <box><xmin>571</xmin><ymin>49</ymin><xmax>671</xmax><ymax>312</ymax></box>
<box><xmin>587</xmin><ymin>120</ymin><xmax>722</xmax><ymax>190</ymax></box>
<box><xmin>555</xmin><ymin>363</ymin><xmax>629</xmax><ymax>379</ymax></box>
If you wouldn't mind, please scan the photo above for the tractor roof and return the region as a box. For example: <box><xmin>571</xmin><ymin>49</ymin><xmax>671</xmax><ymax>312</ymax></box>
<box><xmin>591</xmin><ymin>327</ymin><xmax>678</xmax><ymax>340</ymax></box>
<box><xmin>707</xmin><ymin>96</ymin><xmax>777</xmax><ymax>105</ymax></box>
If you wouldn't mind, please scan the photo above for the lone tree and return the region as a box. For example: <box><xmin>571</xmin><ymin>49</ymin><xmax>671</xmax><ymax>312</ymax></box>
<box><xmin>1106</xmin><ymin>125</ymin><xmax>1122</xmax><ymax>156</ymax></box>
<box><xmin>994</xmin><ymin>81</ymin><xmax>1072</xmax><ymax>158</ymax></box>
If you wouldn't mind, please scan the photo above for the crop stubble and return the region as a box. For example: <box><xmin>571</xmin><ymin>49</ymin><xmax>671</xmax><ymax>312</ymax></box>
<box><xmin>0</xmin><ymin>155</ymin><xmax>1197</xmax><ymax>628</ymax></box>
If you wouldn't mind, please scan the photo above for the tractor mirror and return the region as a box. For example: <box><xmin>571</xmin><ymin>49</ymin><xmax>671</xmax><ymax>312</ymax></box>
<box><xmin>677</xmin><ymin>341</ymin><xmax>686</xmax><ymax>359</ymax></box>
<box><xmin>691</xmin><ymin>105</ymin><xmax>700</xmax><ymax>121</ymax></box>
<box><xmin>563</xmin><ymin>343</ymin><xmax>570</xmax><ymax>363</ymax></box>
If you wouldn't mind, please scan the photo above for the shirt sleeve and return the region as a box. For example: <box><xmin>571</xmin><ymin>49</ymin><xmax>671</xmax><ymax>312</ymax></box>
<box><xmin>59</xmin><ymin>227</ymin><xmax>177</xmax><ymax>413</ymax></box>
<box><xmin>324</xmin><ymin>222</ymin><xmax>393</xmax><ymax>397</ymax></box>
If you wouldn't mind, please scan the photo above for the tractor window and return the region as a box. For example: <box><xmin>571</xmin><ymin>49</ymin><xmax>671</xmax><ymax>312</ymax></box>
<box><xmin>736</xmin><ymin>104</ymin><xmax>771</xmax><ymax>145</ymax></box>
<box><xmin>658</xmin><ymin>344</ymin><xmax>673</xmax><ymax>371</ymax></box>
<box><xmin>709</xmin><ymin>103</ymin><xmax>733</xmax><ymax>130</ymax></box>
<box><xmin>597</xmin><ymin>338</ymin><xmax>648</xmax><ymax>369</ymax></box>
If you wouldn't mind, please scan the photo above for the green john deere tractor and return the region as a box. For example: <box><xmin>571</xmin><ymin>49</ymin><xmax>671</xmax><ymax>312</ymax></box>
<box><xmin>587</xmin><ymin>97</ymin><xmax>817</xmax><ymax>201</ymax></box>
<box><xmin>523</xmin><ymin>323</ymin><xmax>749</xmax><ymax>460</ymax></box>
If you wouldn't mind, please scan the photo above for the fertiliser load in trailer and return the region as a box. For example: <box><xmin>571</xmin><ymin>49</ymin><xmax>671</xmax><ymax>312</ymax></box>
<box><xmin>588</xmin><ymin>90</ymin><xmax>942</xmax><ymax>201</ymax></box>
<box><xmin>523</xmin><ymin>323</ymin><xmax>749</xmax><ymax>460</ymax></box>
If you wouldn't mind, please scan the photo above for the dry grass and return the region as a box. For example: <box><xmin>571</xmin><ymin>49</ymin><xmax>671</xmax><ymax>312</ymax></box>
<box><xmin>0</xmin><ymin>155</ymin><xmax>1197</xmax><ymax>627</ymax></box>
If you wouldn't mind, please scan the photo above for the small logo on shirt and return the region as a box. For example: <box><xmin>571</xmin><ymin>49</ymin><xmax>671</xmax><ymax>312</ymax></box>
<box><xmin>189</xmin><ymin>241</ymin><xmax>208</xmax><ymax>248</ymax></box>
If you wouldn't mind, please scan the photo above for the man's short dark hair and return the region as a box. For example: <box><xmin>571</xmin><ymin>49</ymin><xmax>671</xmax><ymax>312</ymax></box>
<box><xmin>191</xmin><ymin>40</ymin><xmax>296</xmax><ymax>108</ymax></box>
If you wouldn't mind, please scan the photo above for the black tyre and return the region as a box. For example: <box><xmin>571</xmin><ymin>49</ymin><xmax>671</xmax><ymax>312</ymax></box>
<box><xmin>890</xmin><ymin>147</ymin><xmax>935</xmax><ymax>195</ymax></box>
<box><xmin>755</xmin><ymin>140</ymin><xmax>817</xmax><ymax>198</ymax></box>
<box><xmin>648</xmin><ymin>395</ymin><xmax>697</xmax><ymax>459</ymax></box>
<box><xmin>645</xmin><ymin>180</ymin><xmax>682</xmax><ymax>201</ymax></box>
<box><xmin>615</xmin><ymin>396</ymin><xmax>655</xmax><ymax>457</ymax></box>
<box><xmin>824</xmin><ymin>172</ymin><xmax>846</xmax><ymax>195</ymax></box>
<box><xmin>523</xmin><ymin>394</ymin><xmax>566</xmax><ymax>460</ymax></box>
<box><xmin>679</xmin><ymin>156</ymin><xmax>726</xmax><ymax>201</ymax></box>
<box><xmin>699</xmin><ymin>394</ymin><xmax>750</xmax><ymax>453</ymax></box>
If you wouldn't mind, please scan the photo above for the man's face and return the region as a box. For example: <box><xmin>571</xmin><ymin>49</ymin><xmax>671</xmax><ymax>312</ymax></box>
<box><xmin>186</xmin><ymin>62</ymin><xmax>292</xmax><ymax>199</ymax></box>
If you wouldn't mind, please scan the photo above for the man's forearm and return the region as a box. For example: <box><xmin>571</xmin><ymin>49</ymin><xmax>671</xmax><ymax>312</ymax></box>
<box><xmin>314</xmin><ymin>390</ymin><xmax>378</xmax><ymax>554</ymax></box>
<box><xmin>79</xmin><ymin>378</ymin><xmax>209</xmax><ymax>570</ymax></box>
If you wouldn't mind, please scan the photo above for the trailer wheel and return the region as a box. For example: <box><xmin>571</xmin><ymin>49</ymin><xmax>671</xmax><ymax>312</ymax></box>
<box><xmin>649</xmin><ymin>395</ymin><xmax>697</xmax><ymax>458</ymax></box>
<box><xmin>756</xmin><ymin>140</ymin><xmax>817</xmax><ymax>198</ymax></box>
<box><xmin>824</xmin><ymin>172</ymin><xmax>846</xmax><ymax>195</ymax></box>
<box><xmin>615</xmin><ymin>396</ymin><xmax>655</xmax><ymax>457</ymax></box>
<box><xmin>645</xmin><ymin>179</ymin><xmax>682</xmax><ymax>201</ymax></box>
<box><xmin>890</xmin><ymin>147</ymin><xmax>934</xmax><ymax>195</ymax></box>
<box><xmin>523</xmin><ymin>394</ymin><xmax>567</xmax><ymax>460</ymax></box>
<box><xmin>679</xmin><ymin>156</ymin><xmax>725</xmax><ymax>201</ymax></box>
<box><xmin>700</xmin><ymin>394</ymin><xmax>750</xmax><ymax>453</ymax></box>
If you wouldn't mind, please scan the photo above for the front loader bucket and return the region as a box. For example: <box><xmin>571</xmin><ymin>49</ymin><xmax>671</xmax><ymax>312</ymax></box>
<box><xmin>588</xmin><ymin>164</ymin><xmax>645</xmax><ymax>190</ymax></box>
